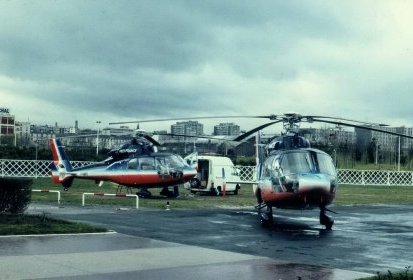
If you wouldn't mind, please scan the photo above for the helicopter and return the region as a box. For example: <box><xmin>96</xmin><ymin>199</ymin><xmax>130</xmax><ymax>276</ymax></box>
<box><xmin>111</xmin><ymin>113</ymin><xmax>413</xmax><ymax>229</ymax></box>
<box><xmin>49</xmin><ymin>131</ymin><xmax>198</xmax><ymax>198</ymax></box>
<box><xmin>230</xmin><ymin>113</ymin><xmax>413</xmax><ymax>229</ymax></box>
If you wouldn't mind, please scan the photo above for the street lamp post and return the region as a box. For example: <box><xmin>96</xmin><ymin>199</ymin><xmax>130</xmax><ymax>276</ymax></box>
<box><xmin>35</xmin><ymin>140</ymin><xmax>38</xmax><ymax>178</ymax></box>
<box><xmin>96</xmin><ymin>121</ymin><xmax>101</xmax><ymax>156</ymax></box>
<box><xmin>398</xmin><ymin>136</ymin><xmax>401</xmax><ymax>171</ymax></box>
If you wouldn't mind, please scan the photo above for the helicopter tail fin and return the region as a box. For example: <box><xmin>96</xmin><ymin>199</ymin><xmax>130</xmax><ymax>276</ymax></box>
<box><xmin>49</xmin><ymin>138</ymin><xmax>74</xmax><ymax>188</ymax></box>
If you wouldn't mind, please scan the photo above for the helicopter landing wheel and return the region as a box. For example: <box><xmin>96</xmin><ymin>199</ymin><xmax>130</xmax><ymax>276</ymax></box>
<box><xmin>160</xmin><ymin>187</ymin><xmax>179</xmax><ymax>198</ymax></box>
<box><xmin>173</xmin><ymin>186</ymin><xmax>179</xmax><ymax>198</ymax></box>
<box><xmin>257</xmin><ymin>203</ymin><xmax>273</xmax><ymax>227</ymax></box>
<box><xmin>320</xmin><ymin>208</ymin><xmax>334</xmax><ymax>230</ymax></box>
<box><xmin>137</xmin><ymin>188</ymin><xmax>152</xmax><ymax>198</ymax></box>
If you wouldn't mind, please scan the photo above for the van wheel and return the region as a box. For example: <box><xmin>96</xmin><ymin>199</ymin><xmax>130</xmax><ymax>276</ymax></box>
<box><xmin>189</xmin><ymin>178</ymin><xmax>201</xmax><ymax>189</ymax></box>
<box><xmin>211</xmin><ymin>187</ymin><xmax>219</xmax><ymax>196</ymax></box>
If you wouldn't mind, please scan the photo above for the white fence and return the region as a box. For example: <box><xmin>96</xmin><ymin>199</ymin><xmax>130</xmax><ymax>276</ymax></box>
<box><xmin>235</xmin><ymin>166</ymin><xmax>413</xmax><ymax>186</ymax></box>
<box><xmin>1</xmin><ymin>160</ymin><xmax>412</xmax><ymax>186</ymax></box>
<box><xmin>0</xmin><ymin>159</ymin><xmax>95</xmax><ymax>178</ymax></box>
<box><xmin>337</xmin><ymin>169</ymin><xmax>413</xmax><ymax>186</ymax></box>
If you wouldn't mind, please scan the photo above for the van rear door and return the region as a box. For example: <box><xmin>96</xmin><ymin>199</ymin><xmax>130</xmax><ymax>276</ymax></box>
<box><xmin>198</xmin><ymin>159</ymin><xmax>210</xmax><ymax>188</ymax></box>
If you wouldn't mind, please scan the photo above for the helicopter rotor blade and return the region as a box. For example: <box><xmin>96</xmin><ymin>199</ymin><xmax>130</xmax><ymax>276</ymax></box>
<box><xmin>57</xmin><ymin>133</ymin><xmax>98</xmax><ymax>139</ymax></box>
<box><xmin>143</xmin><ymin>135</ymin><xmax>161</xmax><ymax>146</ymax></box>
<box><xmin>109</xmin><ymin>115</ymin><xmax>273</xmax><ymax>125</ymax></box>
<box><xmin>302</xmin><ymin>115</ymin><xmax>388</xmax><ymax>127</ymax></box>
<box><xmin>311</xmin><ymin>118</ymin><xmax>413</xmax><ymax>139</ymax></box>
<box><xmin>154</xmin><ymin>133</ymin><xmax>243</xmax><ymax>143</ymax></box>
<box><xmin>233</xmin><ymin>120</ymin><xmax>284</xmax><ymax>141</ymax></box>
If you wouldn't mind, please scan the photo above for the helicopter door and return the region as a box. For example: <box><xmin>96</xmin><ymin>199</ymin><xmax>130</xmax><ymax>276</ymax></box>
<box><xmin>155</xmin><ymin>157</ymin><xmax>170</xmax><ymax>178</ymax></box>
<box><xmin>261</xmin><ymin>156</ymin><xmax>278</xmax><ymax>192</ymax></box>
<box><xmin>270</xmin><ymin>157</ymin><xmax>282</xmax><ymax>192</ymax></box>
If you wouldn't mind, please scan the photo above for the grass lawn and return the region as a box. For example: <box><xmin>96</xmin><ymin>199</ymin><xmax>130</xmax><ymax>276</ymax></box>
<box><xmin>30</xmin><ymin>178</ymin><xmax>413</xmax><ymax>209</ymax></box>
<box><xmin>358</xmin><ymin>269</ymin><xmax>413</xmax><ymax>280</ymax></box>
<box><xmin>31</xmin><ymin>178</ymin><xmax>257</xmax><ymax>209</ymax></box>
<box><xmin>335</xmin><ymin>184</ymin><xmax>413</xmax><ymax>205</ymax></box>
<box><xmin>0</xmin><ymin>214</ymin><xmax>107</xmax><ymax>236</ymax></box>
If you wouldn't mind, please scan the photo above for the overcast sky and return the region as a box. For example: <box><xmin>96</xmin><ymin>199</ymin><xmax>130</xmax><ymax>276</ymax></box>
<box><xmin>1</xmin><ymin>0</ymin><xmax>412</xmax><ymax>134</ymax></box>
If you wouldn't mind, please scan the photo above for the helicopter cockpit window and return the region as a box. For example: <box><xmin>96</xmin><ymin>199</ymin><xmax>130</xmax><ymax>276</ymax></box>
<box><xmin>312</xmin><ymin>152</ymin><xmax>336</xmax><ymax>176</ymax></box>
<box><xmin>128</xmin><ymin>158</ymin><xmax>138</xmax><ymax>169</ymax></box>
<box><xmin>155</xmin><ymin>157</ymin><xmax>166</xmax><ymax>168</ymax></box>
<box><xmin>280</xmin><ymin>152</ymin><xmax>312</xmax><ymax>175</ymax></box>
<box><xmin>138</xmin><ymin>157</ymin><xmax>155</xmax><ymax>170</ymax></box>
<box><xmin>262</xmin><ymin>156</ymin><xmax>275</xmax><ymax>178</ymax></box>
<box><xmin>164</xmin><ymin>155</ymin><xmax>187</xmax><ymax>169</ymax></box>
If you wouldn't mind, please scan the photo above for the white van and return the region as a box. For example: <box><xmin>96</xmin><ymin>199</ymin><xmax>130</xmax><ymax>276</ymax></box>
<box><xmin>186</xmin><ymin>155</ymin><xmax>241</xmax><ymax>195</ymax></box>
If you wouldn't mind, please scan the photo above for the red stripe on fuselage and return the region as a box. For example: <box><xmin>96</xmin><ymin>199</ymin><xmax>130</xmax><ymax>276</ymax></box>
<box><xmin>261</xmin><ymin>188</ymin><xmax>335</xmax><ymax>208</ymax></box>
<box><xmin>72</xmin><ymin>173</ymin><xmax>188</xmax><ymax>188</ymax></box>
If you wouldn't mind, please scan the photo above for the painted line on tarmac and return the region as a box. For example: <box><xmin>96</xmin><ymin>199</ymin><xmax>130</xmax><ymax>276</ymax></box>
<box><xmin>0</xmin><ymin>230</ymin><xmax>117</xmax><ymax>238</ymax></box>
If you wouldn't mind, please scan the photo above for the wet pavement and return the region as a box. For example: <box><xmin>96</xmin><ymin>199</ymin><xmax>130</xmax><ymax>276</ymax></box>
<box><xmin>0</xmin><ymin>232</ymin><xmax>371</xmax><ymax>280</ymax></box>
<box><xmin>2</xmin><ymin>203</ymin><xmax>412</xmax><ymax>279</ymax></box>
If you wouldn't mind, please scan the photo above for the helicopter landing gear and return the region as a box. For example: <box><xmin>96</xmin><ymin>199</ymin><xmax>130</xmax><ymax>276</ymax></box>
<box><xmin>257</xmin><ymin>202</ymin><xmax>273</xmax><ymax>226</ymax></box>
<box><xmin>137</xmin><ymin>188</ymin><xmax>152</xmax><ymax>198</ymax></box>
<box><xmin>160</xmin><ymin>186</ymin><xmax>180</xmax><ymax>198</ymax></box>
<box><xmin>319</xmin><ymin>207</ymin><xmax>334</xmax><ymax>230</ymax></box>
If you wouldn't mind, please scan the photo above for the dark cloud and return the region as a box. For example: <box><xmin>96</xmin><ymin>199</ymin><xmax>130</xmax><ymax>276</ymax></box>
<box><xmin>0</xmin><ymin>0</ymin><xmax>412</xmax><ymax>129</ymax></box>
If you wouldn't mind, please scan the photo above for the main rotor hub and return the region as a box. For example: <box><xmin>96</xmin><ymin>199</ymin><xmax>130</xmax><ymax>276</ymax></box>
<box><xmin>266</xmin><ymin>134</ymin><xmax>310</xmax><ymax>155</ymax></box>
<box><xmin>282</xmin><ymin>113</ymin><xmax>302</xmax><ymax>134</ymax></box>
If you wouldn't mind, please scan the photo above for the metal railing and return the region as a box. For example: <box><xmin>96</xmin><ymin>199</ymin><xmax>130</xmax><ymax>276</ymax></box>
<box><xmin>82</xmin><ymin>192</ymin><xmax>139</xmax><ymax>209</ymax></box>
<box><xmin>1</xmin><ymin>160</ymin><xmax>412</xmax><ymax>186</ymax></box>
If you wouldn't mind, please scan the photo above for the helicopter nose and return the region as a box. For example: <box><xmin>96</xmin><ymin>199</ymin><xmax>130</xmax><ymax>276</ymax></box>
<box><xmin>296</xmin><ymin>174</ymin><xmax>331</xmax><ymax>193</ymax></box>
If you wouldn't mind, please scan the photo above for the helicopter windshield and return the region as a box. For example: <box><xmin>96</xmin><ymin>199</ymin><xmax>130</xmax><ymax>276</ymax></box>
<box><xmin>312</xmin><ymin>152</ymin><xmax>336</xmax><ymax>176</ymax></box>
<box><xmin>280</xmin><ymin>152</ymin><xmax>312</xmax><ymax>175</ymax></box>
<box><xmin>155</xmin><ymin>155</ymin><xmax>187</xmax><ymax>169</ymax></box>
<box><xmin>279</xmin><ymin>151</ymin><xmax>336</xmax><ymax>176</ymax></box>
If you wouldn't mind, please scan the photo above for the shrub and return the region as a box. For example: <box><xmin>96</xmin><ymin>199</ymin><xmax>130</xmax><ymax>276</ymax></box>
<box><xmin>0</xmin><ymin>178</ymin><xmax>32</xmax><ymax>214</ymax></box>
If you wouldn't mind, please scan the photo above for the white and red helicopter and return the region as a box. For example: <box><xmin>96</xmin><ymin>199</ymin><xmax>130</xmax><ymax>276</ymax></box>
<box><xmin>49</xmin><ymin>134</ymin><xmax>198</xmax><ymax>198</ymax></box>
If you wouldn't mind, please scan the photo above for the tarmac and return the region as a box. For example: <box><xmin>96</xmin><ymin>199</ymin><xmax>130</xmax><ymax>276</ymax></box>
<box><xmin>0</xmin><ymin>231</ymin><xmax>373</xmax><ymax>280</ymax></box>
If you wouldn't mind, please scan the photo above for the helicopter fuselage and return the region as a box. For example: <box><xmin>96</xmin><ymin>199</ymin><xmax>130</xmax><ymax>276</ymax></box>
<box><xmin>50</xmin><ymin>137</ymin><xmax>197</xmax><ymax>196</ymax></box>
<box><xmin>68</xmin><ymin>159</ymin><xmax>197</xmax><ymax>188</ymax></box>
<box><xmin>256</xmin><ymin>148</ymin><xmax>337</xmax><ymax>210</ymax></box>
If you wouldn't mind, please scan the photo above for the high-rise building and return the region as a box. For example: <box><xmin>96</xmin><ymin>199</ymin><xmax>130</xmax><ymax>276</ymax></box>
<box><xmin>213</xmin><ymin>123</ymin><xmax>240</xmax><ymax>136</ymax></box>
<box><xmin>358</xmin><ymin>126</ymin><xmax>413</xmax><ymax>152</ymax></box>
<box><xmin>171</xmin><ymin>121</ymin><xmax>203</xmax><ymax>139</ymax></box>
